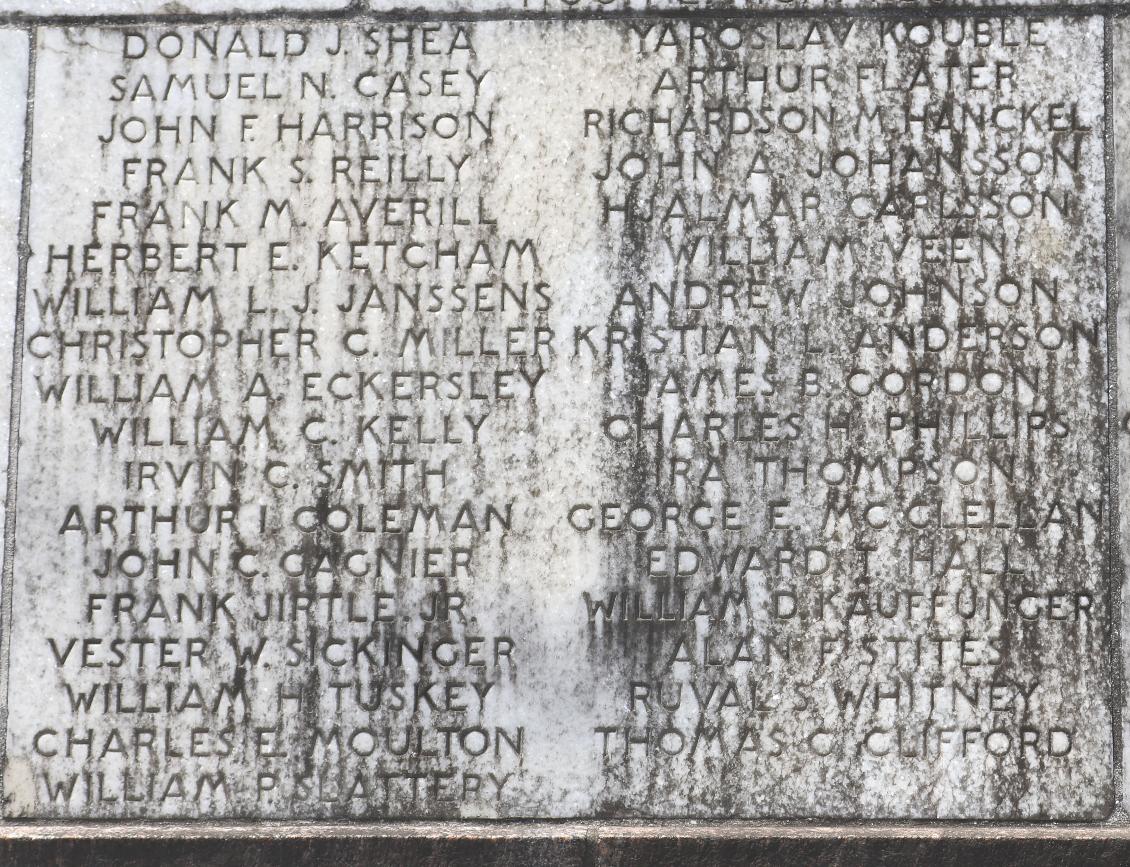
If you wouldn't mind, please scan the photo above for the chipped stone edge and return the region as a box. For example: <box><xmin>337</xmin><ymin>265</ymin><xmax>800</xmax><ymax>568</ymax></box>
<box><xmin>0</xmin><ymin>3</ymin><xmax>1124</xmax><ymax>24</ymax></box>
<box><xmin>0</xmin><ymin>0</ymin><xmax>355</xmax><ymax>17</ymax></box>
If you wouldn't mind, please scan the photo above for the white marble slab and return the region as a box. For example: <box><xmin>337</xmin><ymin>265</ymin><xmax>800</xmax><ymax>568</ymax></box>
<box><xmin>0</xmin><ymin>18</ymin><xmax>1115</xmax><ymax>821</ymax></box>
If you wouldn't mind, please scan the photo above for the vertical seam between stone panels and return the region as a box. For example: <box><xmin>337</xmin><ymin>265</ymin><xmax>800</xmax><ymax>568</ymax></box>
<box><xmin>0</xmin><ymin>26</ymin><xmax>36</xmax><ymax>811</ymax></box>
<box><xmin>1106</xmin><ymin>12</ymin><xmax>1125</xmax><ymax>820</ymax></box>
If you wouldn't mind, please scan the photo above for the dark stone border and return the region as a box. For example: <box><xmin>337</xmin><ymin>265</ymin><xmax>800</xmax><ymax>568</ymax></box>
<box><xmin>7</xmin><ymin>825</ymin><xmax>1130</xmax><ymax>866</ymax></box>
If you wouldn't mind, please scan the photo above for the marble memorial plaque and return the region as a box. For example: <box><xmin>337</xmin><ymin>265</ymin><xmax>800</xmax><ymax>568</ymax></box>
<box><xmin>0</xmin><ymin>16</ymin><xmax>1115</xmax><ymax>822</ymax></box>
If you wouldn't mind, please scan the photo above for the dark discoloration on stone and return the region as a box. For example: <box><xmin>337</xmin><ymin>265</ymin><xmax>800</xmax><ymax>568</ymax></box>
<box><xmin>579</xmin><ymin>15</ymin><xmax>1111</xmax><ymax>819</ymax></box>
<box><xmin>8</xmin><ymin>827</ymin><xmax>1130</xmax><ymax>865</ymax></box>
<box><xmin>0</xmin><ymin>835</ymin><xmax>592</xmax><ymax>866</ymax></box>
